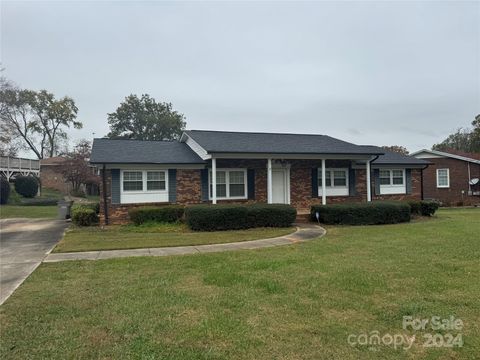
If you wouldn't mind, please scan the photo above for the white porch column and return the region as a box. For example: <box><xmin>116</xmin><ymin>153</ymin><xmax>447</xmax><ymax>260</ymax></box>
<box><xmin>366</xmin><ymin>158</ymin><xmax>372</xmax><ymax>202</ymax></box>
<box><xmin>321</xmin><ymin>159</ymin><xmax>326</xmax><ymax>205</ymax></box>
<box><xmin>212</xmin><ymin>157</ymin><xmax>217</xmax><ymax>204</ymax></box>
<box><xmin>267</xmin><ymin>158</ymin><xmax>273</xmax><ymax>204</ymax></box>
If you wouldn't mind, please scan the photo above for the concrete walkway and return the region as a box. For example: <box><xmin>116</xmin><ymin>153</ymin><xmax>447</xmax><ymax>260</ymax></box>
<box><xmin>0</xmin><ymin>218</ymin><xmax>68</xmax><ymax>305</ymax></box>
<box><xmin>44</xmin><ymin>224</ymin><xmax>326</xmax><ymax>262</ymax></box>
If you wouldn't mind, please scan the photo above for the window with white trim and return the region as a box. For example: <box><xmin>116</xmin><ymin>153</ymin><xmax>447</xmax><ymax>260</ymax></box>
<box><xmin>146</xmin><ymin>171</ymin><xmax>166</xmax><ymax>191</ymax></box>
<box><xmin>379</xmin><ymin>169</ymin><xmax>404</xmax><ymax>186</ymax></box>
<box><xmin>122</xmin><ymin>170</ymin><xmax>167</xmax><ymax>192</ymax></box>
<box><xmin>318</xmin><ymin>168</ymin><xmax>349</xmax><ymax>196</ymax></box>
<box><xmin>436</xmin><ymin>168</ymin><xmax>449</xmax><ymax>188</ymax></box>
<box><xmin>209</xmin><ymin>169</ymin><xmax>247</xmax><ymax>199</ymax></box>
<box><xmin>123</xmin><ymin>171</ymin><xmax>143</xmax><ymax>191</ymax></box>
<box><xmin>378</xmin><ymin>168</ymin><xmax>406</xmax><ymax>195</ymax></box>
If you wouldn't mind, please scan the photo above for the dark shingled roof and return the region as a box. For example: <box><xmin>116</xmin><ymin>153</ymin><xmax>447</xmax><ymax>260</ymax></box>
<box><xmin>184</xmin><ymin>130</ymin><xmax>384</xmax><ymax>155</ymax></box>
<box><xmin>371</xmin><ymin>148</ymin><xmax>430</xmax><ymax>166</ymax></box>
<box><xmin>90</xmin><ymin>138</ymin><xmax>205</xmax><ymax>164</ymax></box>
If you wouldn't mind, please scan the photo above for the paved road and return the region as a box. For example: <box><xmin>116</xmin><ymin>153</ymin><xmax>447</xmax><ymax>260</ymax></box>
<box><xmin>0</xmin><ymin>218</ymin><xmax>68</xmax><ymax>305</ymax></box>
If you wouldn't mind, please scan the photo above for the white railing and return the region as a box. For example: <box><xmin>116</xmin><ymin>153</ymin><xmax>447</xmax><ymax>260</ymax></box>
<box><xmin>0</xmin><ymin>156</ymin><xmax>40</xmax><ymax>170</ymax></box>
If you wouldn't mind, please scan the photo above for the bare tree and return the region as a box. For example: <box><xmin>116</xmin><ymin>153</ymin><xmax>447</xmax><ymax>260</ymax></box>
<box><xmin>382</xmin><ymin>145</ymin><xmax>409</xmax><ymax>155</ymax></box>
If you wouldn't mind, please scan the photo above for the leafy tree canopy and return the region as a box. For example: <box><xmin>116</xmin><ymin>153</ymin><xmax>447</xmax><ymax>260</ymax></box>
<box><xmin>107</xmin><ymin>94</ymin><xmax>186</xmax><ymax>141</ymax></box>
<box><xmin>432</xmin><ymin>115</ymin><xmax>480</xmax><ymax>153</ymax></box>
<box><xmin>381</xmin><ymin>145</ymin><xmax>409</xmax><ymax>155</ymax></box>
<box><xmin>0</xmin><ymin>82</ymin><xmax>81</xmax><ymax>159</ymax></box>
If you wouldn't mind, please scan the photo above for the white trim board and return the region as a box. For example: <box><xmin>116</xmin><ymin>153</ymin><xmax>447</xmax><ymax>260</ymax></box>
<box><xmin>411</xmin><ymin>149</ymin><xmax>480</xmax><ymax>164</ymax></box>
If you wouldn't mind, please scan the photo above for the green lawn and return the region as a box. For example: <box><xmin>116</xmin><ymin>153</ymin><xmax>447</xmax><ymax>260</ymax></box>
<box><xmin>0</xmin><ymin>205</ymin><xmax>58</xmax><ymax>219</ymax></box>
<box><xmin>1</xmin><ymin>208</ymin><xmax>479</xmax><ymax>359</ymax></box>
<box><xmin>53</xmin><ymin>223</ymin><xmax>296</xmax><ymax>252</ymax></box>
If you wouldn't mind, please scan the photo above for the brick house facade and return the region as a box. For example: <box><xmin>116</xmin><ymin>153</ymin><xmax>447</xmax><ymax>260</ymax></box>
<box><xmin>99</xmin><ymin>160</ymin><xmax>423</xmax><ymax>225</ymax></box>
<box><xmin>412</xmin><ymin>149</ymin><xmax>480</xmax><ymax>206</ymax></box>
<box><xmin>92</xmin><ymin>131</ymin><xmax>429</xmax><ymax>225</ymax></box>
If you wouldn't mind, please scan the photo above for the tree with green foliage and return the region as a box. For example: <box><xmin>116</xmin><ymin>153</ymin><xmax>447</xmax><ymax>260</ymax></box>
<box><xmin>432</xmin><ymin>115</ymin><xmax>480</xmax><ymax>153</ymax></box>
<box><xmin>107</xmin><ymin>94</ymin><xmax>186</xmax><ymax>140</ymax></box>
<box><xmin>0</xmin><ymin>85</ymin><xmax>81</xmax><ymax>159</ymax></box>
<box><xmin>381</xmin><ymin>145</ymin><xmax>409</xmax><ymax>155</ymax></box>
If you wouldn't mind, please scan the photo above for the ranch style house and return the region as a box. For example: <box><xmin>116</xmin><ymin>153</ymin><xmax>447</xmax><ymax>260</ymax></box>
<box><xmin>90</xmin><ymin>130</ymin><xmax>430</xmax><ymax>225</ymax></box>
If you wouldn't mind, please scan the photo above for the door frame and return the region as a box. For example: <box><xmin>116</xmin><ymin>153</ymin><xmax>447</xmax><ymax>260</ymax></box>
<box><xmin>271</xmin><ymin>166</ymin><xmax>291</xmax><ymax>204</ymax></box>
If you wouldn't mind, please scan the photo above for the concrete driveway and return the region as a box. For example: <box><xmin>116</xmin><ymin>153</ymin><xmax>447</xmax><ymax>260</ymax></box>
<box><xmin>0</xmin><ymin>218</ymin><xmax>68</xmax><ymax>305</ymax></box>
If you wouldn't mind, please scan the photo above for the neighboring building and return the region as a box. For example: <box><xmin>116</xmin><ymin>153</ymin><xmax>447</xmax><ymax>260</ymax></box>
<box><xmin>90</xmin><ymin>130</ymin><xmax>429</xmax><ymax>225</ymax></box>
<box><xmin>0</xmin><ymin>156</ymin><xmax>40</xmax><ymax>181</ymax></box>
<box><xmin>412</xmin><ymin>149</ymin><xmax>480</xmax><ymax>206</ymax></box>
<box><xmin>40</xmin><ymin>156</ymin><xmax>70</xmax><ymax>194</ymax></box>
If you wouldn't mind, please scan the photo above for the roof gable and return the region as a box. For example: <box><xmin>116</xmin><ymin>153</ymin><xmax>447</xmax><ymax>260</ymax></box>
<box><xmin>411</xmin><ymin>149</ymin><xmax>480</xmax><ymax>164</ymax></box>
<box><xmin>184</xmin><ymin>130</ymin><xmax>384</xmax><ymax>155</ymax></box>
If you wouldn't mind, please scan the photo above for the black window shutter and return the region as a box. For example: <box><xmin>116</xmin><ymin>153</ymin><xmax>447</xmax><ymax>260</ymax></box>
<box><xmin>406</xmin><ymin>169</ymin><xmax>412</xmax><ymax>194</ymax></box>
<box><xmin>373</xmin><ymin>169</ymin><xmax>380</xmax><ymax>196</ymax></box>
<box><xmin>111</xmin><ymin>169</ymin><xmax>120</xmax><ymax>204</ymax></box>
<box><xmin>201</xmin><ymin>169</ymin><xmax>209</xmax><ymax>201</ymax></box>
<box><xmin>168</xmin><ymin>169</ymin><xmax>177</xmax><ymax>203</ymax></box>
<box><xmin>348</xmin><ymin>167</ymin><xmax>356</xmax><ymax>196</ymax></box>
<box><xmin>247</xmin><ymin>169</ymin><xmax>255</xmax><ymax>200</ymax></box>
<box><xmin>311</xmin><ymin>168</ymin><xmax>318</xmax><ymax>197</ymax></box>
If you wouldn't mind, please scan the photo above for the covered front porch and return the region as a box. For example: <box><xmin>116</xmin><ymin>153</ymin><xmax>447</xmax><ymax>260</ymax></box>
<box><xmin>208</xmin><ymin>154</ymin><xmax>377</xmax><ymax>208</ymax></box>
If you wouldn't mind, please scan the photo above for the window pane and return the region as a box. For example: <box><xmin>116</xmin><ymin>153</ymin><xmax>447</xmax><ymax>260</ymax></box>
<box><xmin>229</xmin><ymin>171</ymin><xmax>244</xmax><ymax>184</ymax></box>
<box><xmin>147</xmin><ymin>180</ymin><xmax>166</xmax><ymax>190</ymax></box>
<box><xmin>333</xmin><ymin>170</ymin><xmax>347</xmax><ymax>186</ymax></box>
<box><xmin>380</xmin><ymin>170</ymin><xmax>391</xmax><ymax>185</ymax></box>
<box><xmin>147</xmin><ymin>171</ymin><xmax>165</xmax><ymax>181</ymax></box>
<box><xmin>318</xmin><ymin>170</ymin><xmax>332</xmax><ymax>187</ymax></box>
<box><xmin>217</xmin><ymin>184</ymin><xmax>227</xmax><ymax>197</ymax></box>
<box><xmin>124</xmin><ymin>171</ymin><xmax>142</xmax><ymax>181</ymax></box>
<box><xmin>392</xmin><ymin>170</ymin><xmax>403</xmax><ymax>178</ymax></box>
<box><xmin>123</xmin><ymin>181</ymin><xmax>143</xmax><ymax>191</ymax></box>
<box><xmin>216</xmin><ymin>171</ymin><xmax>226</xmax><ymax>184</ymax></box>
<box><xmin>392</xmin><ymin>177</ymin><xmax>403</xmax><ymax>185</ymax></box>
<box><xmin>230</xmin><ymin>184</ymin><xmax>245</xmax><ymax>197</ymax></box>
<box><xmin>438</xmin><ymin>170</ymin><xmax>448</xmax><ymax>186</ymax></box>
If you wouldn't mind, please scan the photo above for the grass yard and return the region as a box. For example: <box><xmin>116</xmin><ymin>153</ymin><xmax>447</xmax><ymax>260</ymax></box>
<box><xmin>53</xmin><ymin>223</ymin><xmax>296</xmax><ymax>252</ymax></box>
<box><xmin>0</xmin><ymin>205</ymin><xmax>58</xmax><ymax>219</ymax></box>
<box><xmin>1</xmin><ymin>208</ymin><xmax>479</xmax><ymax>359</ymax></box>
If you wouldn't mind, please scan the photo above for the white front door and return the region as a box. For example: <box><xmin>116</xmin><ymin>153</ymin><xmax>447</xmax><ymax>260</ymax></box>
<box><xmin>272</xmin><ymin>168</ymin><xmax>289</xmax><ymax>204</ymax></box>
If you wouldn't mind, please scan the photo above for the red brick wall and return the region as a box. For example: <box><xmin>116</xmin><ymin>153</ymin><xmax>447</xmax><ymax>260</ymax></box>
<box><xmin>422</xmin><ymin>157</ymin><xmax>480</xmax><ymax>205</ymax></box>
<box><xmin>177</xmin><ymin>169</ymin><xmax>202</xmax><ymax>204</ymax></box>
<box><xmin>40</xmin><ymin>166</ymin><xmax>70</xmax><ymax>194</ymax></box>
<box><xmin>99</xmin><ymin>162</ymin><xmax>423</xmax><ymax>225</ymax></box>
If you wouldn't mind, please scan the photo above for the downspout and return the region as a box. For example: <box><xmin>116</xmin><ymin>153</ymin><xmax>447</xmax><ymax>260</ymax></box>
<box><xmin>102</xmin><ymin>164</ymin><xmax>109</xmax><ymax>225</ymax></box>
<box><xmin>420</xmin><ymin>165</ymin><xmax>429</xmax><ymax>201</ymax></box>
<box><xmin>368</xmin><ymin>155</ymin><xmax>380</xmax><ymax>201</ymax></box>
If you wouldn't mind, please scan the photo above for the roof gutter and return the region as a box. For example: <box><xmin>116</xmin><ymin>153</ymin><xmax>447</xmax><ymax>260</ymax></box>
<box><xmin>102</xmin><ymin>164</ymin><xmax>109</xmax><ymax>226</ymax></box>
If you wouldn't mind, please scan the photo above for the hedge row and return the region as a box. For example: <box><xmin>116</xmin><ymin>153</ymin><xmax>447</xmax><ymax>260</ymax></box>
<box><xmin>406</xmin><ymin>200</ymin><xmax>440</xmax><ymax>217</ymax></box>
<box><xmin>185</xmin><ymin>204</ymin><xmax>296</xmax><ymax>231</ymax></box>
<box><xmin>128</xmin><ymin>205</ymin><xmax>184</xmax><ymax>225</ymax></box>
<box><xmin>311</xmin><ymin>202</ymin><xmax>411</xmax><ymax>225</ymax></box>
<box><xmin>71</xmin><ymin>202</ymin><xmax>100</xmax><ymax>226</ymax></box>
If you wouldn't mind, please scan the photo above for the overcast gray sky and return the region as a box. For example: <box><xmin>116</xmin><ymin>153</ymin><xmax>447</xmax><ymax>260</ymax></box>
<box><xmin>1</xmin><ymin>1</ymin><xmax>479</xmax><ymax>156</ymax></box>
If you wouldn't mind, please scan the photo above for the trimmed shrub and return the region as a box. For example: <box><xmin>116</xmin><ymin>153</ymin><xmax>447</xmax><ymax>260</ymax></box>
<box><xmin>185</xmin><ymin>204</ymin><xmax>297</xmax><ymax>231</ymax></box>
<box><xmin>129</xmin><ymin>205</ymin><xmax>184</xmax><ymax>225</ymax></box>
<box><xmin>310</xmin><ymin>202</ymin><xmax>411</xmax><ymax>225</ymax></box>
<box><xmin>72</xmin><ymin>208</ymin><xmax>98</xmax><ymax>226</ymax></box>
<box><xmin>407</xmin><ymin>200</ymin><xmax>421</xmax><ymax>215</ymax></box>
<box><xmin>73</xmin><ymin>202</ymin><xmax>100</xmax><ymax>214</ymax></box>
<box><xmin>14</xmin><ymin>176</ymin><xmax>39</xmax><ymax>198</ymax></box>
<box><xmin>420</xmin><ymin>201</ymin><xmax>439</xmax><ymax>217</ymax></box>
<box><xmin>185</xmin><ymin>205</ymin><xmax>248</xmax><ymax>231</ymax></box>
<box><xmin>20</xmin><ymin>198</ymin><xmax>59</xmax><ymax>206</ymax></box>
<box><xmin>247</xmin><ymin>204</ymin><xmax>297</xmax><ymax>228</ymax></box>
<box><xmin>0</xmin><ymin>177</ymin><xmax>10</xmax><ymax>204</ymax></box>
